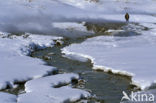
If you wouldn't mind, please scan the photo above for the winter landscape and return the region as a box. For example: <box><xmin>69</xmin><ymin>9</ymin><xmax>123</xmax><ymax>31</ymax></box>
<box><xmin>0</xmin><ymin>0</ymin><xmax>156</xmax><ymax>103</ymax></box>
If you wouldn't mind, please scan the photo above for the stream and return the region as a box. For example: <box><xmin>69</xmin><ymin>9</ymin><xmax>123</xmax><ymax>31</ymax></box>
<box><xmin>30</xmin><ymin>23</ymin><xmax>141</xmax><ymax>103</ymax></box>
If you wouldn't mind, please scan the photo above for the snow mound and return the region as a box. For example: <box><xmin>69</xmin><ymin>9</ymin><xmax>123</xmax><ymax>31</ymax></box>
<box><xmin>17</xmin><ymin>73</ymin><xmax>90</xmax><ymax>103</ymax></box>
<box><xmin>0</xmin><ymin>33</ymin><xmax>60</xmax><ymax>89</ymax></box>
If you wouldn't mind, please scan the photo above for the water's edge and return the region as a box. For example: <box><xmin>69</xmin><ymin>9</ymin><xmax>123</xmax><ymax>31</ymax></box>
<box><xmin>0</xmin><ymin>22</ymin><xmax>142</xmax><ymax>103</ymax></box>
<box><xmin>31</xmin><ymin>32</ymin><xmax>140</xmax><ymax>103</ymax></box>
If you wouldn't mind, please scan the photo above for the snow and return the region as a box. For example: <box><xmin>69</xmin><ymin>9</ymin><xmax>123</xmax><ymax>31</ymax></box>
<box><xmin>0</xmin><ymin>0</ymin><xmax>91</xmax><ymax>37</ymax></box>
<box><xmin>63</xmin><ymin>23</ymin><xmax>156</xmax><ymax>89</ymax></box>
<box><xmin>0</xmin><ymin>92</ymin><xmax>17</xmax><ymax>103</ymax></box>
<box><xmin>17</xmin><ymin>73</ymin><xmax>90</xmax><ymax>103</ymax></box>
<box><xmin>52</xmin><ymin>22</ymin><xmax>93</xmax><ymax>38</ymax></box>
<box><xmin>52</xmin><ymin>22</ymin><xmax>89</xmax><ymax>33</ymax></box>
<box><xmin>0</xmin><ymin>32</ymin><xmax>90</xmax><ymax>103</ymax></box>
<box><xmin>0</xmin><ymin>33</ymin><xmax>60</xmax><ymax>89</ymax></box>
<box><xmin>58</xmin><ymin>0</ymin><xmax>156</xmax><ymax>15</ymax></box>
<box><xmin>0</xmin><ymin>0</ymin><xmax>156</xmax><ymax>37</ymax></box>
<box><xmin>62</xmin><ymin>49</ymin><xmax>93</xmax><ymax>63</ymax></box>
<box><xmin>0</xmin><ymin>0</ymin><xmax>156</xmax><ymax>102</ymax></box>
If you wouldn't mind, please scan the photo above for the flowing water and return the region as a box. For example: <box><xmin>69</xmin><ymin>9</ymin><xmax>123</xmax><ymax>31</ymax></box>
<box><xmin>31</xmin><ymin>23</ymin><xmax>142</xmax><ymax>103</ymax></box>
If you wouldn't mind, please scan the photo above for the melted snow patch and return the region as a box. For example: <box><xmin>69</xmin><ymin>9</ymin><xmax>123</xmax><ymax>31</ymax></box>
<box><xmin>17</xmin><ymin>73</ymin><xmax>90</xmax><ymax>103</ymax></box>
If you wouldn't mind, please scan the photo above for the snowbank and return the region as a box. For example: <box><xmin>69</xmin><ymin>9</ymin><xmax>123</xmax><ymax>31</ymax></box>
<box><xmin>0</xmin><ymin>32</ymin><xmax>60</xmax><ymax>89</ymax></box>
<box><xmin>0</xmin><ymin>32</ymin><xmax>90</xmax><ymax>103</ymax></box>
<box><xmin>62</xmin><ymin>49</ymin><xmax>93</xmax><ymax>63</ymax></box>
<box><xmin>62</xmin><ymin>23</ymin><xmax>156</xmax><ymax>89</ymax></box>
<box><xmin>17</xmin><ymin>73</ymin><xmax>90</xmax><ymax>103</ymax></box>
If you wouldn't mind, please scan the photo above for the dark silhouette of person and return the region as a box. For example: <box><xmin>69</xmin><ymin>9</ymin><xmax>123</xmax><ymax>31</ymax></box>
<box><xmin>125</xmin><ymin>13</ymin><xmax>130</xmax><ymax>22</ymax></box>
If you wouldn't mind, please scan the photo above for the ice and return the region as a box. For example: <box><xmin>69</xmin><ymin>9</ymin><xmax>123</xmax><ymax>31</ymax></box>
<box><xmin>0</xmin><ymin>33</ymin><xmax>60</xmax><ymax>89</ymax></box>
<box><xmin>17</xmin><ymin>73</ymin><xmax>90</xmax><ymax>103</ymax></box>
<box><xmin>0</xmin><ymin>92</ymin><xmax>17</xmax><ymax>103</ymax></box>
<box><xmin>63</xmin><ymin>23</ymin><xmax>156</xmax><ymax>89</ymax></box>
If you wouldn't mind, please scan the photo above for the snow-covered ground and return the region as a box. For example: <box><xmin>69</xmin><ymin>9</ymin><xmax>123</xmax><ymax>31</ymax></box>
<box><xmin>0</xmin><ymin>92</ymin><xmax>17</xmax><ymax>103</ymax></box>
<box><xmin>18</xmin><ymin>73</ymin><xmax>90</xmax><ymax>103</ymax></box>
<box><xmin>0</xmin><ymin>33</ymin><xmax>90</xmax><ymax>103</ymax></box>
<box><xmin>63</xmin><ymin>23</ymin><xmax>156</xmax><ymax>89</ymax></box>
<box><xmin>0</xmin><ymin>32</ymin><xmax>59</xmax><ymax>89</ymax></box>
<box><xmin>0</xmin><ymin>0</ymin><xmax>156</xmax><ymax>103</ymax></box>
<box><xmin>0</xmin><ymin>0</ymin><xmax>156</xmax><ymax>37</ymax></box>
